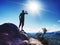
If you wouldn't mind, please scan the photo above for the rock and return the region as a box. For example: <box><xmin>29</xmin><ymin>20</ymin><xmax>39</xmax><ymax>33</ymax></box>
<box><xmin>29</xmin><ymin>38</ymin><xmax>43</xmax><ymax>45</ymax></box>
<box><xmin>0</xmin><ymin>23</ymin><xmax>44</xmax><ymax>45</ymax></box>
<box><xmin>19</xmin><ymin>30</ymin><xmax>29</xmax><ymax>40</ymax></box>
<box><xmin>0</xmin><ymin>23</ymin><xmax>20</xmax><ymax>39</ymax></box>
<box><xmin>0</xmin><ymin>23</ymin><xmax>29</xmax><ymax>40</ymax></box>
<box><xmin>0</xmin><ymin>23</ymin><xmax>29</xmax><ymax>45</ymax></box>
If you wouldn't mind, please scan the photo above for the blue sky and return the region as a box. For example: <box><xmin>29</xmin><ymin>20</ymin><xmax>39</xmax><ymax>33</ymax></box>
<box><xmin>0</xmin><ymin>0</ymin><xmax>60</xmax><ymax>33</ymax></box>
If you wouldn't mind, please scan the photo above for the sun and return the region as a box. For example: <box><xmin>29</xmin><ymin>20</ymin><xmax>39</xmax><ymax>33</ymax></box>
<box><xmin>26</xmin><ymin>1</ymin><xmax>42</xmax><ymax>15</ymax></box>
<box><xmin>28</xmin><ymin>2</ymin><xmax>39</xmax><ymax>12</ymax></box>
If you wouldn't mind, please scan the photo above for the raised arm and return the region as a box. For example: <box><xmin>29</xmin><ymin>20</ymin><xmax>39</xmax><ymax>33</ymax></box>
<box><xmin>25</xmin><ymin>11</ymin><xmax>28</xmax><ymax>14</ymax></box>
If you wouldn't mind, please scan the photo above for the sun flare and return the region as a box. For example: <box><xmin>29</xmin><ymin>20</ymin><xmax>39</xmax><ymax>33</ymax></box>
<box><xmin>26</xmin><ymin>1</ymin><xmax>42</xmax><ymax>15</ymax></box>
<box><xmin>28</xmin><ymin>2</ymin><xmax>39</xmax><ymax>12</ymax></box>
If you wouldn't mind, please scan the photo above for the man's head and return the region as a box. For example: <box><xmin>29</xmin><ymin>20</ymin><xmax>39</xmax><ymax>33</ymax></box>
<box><xmin>22</xmin><ymin>10</ymin><xmax>24</xmax><ymax>13</ymax></box>
<box><xmin>21</xmin><ymin>10</ymin><xmax>28</xmax><ymax>14</ymax></box>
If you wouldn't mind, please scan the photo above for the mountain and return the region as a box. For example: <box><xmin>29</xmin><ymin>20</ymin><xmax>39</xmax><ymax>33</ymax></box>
<box><xmin>41</xmin><ymin>31</ymin><xmax>60</xmax><ymax>45</ymax></box>
<box><xmin>22</xmin><ymin>31</ymin><xmax>60</xmax><ymax>45</ymax></box>
<box><xmin>45</xmin><ymin>31</ymin><xmax>60</xmax><ymax>38</ymax></box>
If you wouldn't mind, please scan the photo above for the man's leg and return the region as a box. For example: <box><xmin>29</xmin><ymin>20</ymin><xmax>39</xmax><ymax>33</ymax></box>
<box><xmin>19</xmin><ymin>21</ymin><xmax>21</xmax><ymax>28</ymax></box>
<box><xmin>21</xmin><ymin>21</ymin><xmax>24</xmax><ymax>30</ymax></box>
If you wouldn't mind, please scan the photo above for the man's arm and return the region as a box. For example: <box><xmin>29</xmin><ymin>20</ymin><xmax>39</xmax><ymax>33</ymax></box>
<box><xmin>25</xmin><ymin>11</ymin><xmax>28</xmax><ymax>14</ymax></box>
<box><xmin>19</xmin><ymin>13</ymin><xmax>21</xmax><ymax>19</ymax></box>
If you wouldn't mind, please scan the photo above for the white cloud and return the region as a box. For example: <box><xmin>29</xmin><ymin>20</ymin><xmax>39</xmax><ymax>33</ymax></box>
<box><xmin>53</xmin><ymin>24</ymin><xmax>57</xmax><ymax>27</ymax></box>
<box><xmin>24</xmin><ymin>27</ymin><xmax>43</xmax><ymax>33</ymax></box>
<box><xmin>23</xmin><ymin>25</ymin><xmax>60</xmax><ymax>33</ymax></box>
<box><xmin>57</xmin><ymin>20</ymin><xmax>60</xmax><ymax>22</ymax></box>
<box><xmin>19</xmin><ymin>24</ymin><xmax>60</xmax><ymax>33</ymax></box>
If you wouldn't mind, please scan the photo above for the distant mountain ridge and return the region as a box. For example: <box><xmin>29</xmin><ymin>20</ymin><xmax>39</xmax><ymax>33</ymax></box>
<box><xmin>27</xmin><ymin>30</ymin><xmax>60</xmax><ymax>39</ymax></box>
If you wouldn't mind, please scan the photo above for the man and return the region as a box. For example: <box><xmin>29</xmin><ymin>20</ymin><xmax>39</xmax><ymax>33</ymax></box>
<box><xmin>19</xmin><ymin>10</ymin><xmax>28</xmax><ymax>30</ymax></box>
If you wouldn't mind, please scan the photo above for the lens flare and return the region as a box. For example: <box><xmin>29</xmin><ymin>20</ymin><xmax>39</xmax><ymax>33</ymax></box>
<box><xmin>26</xmin><ymin>1</ymin><xmax>42</xmax><ymax>15</ymax></box>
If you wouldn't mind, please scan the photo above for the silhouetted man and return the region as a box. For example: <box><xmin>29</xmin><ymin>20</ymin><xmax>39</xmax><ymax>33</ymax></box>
<box><xmin>19</xmin><ymin>10</ymin><xmax>28</xmax><ymax>30</ymax></box>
